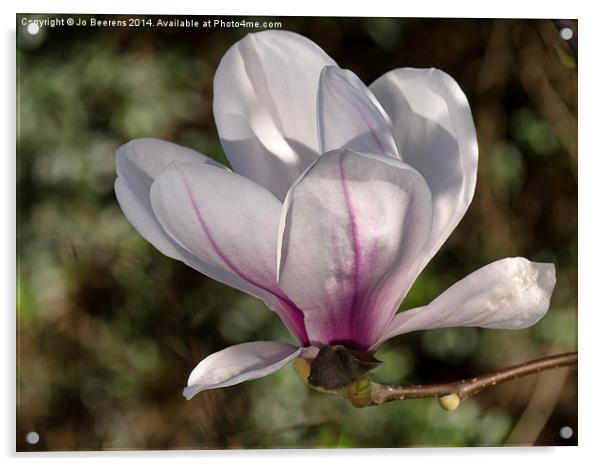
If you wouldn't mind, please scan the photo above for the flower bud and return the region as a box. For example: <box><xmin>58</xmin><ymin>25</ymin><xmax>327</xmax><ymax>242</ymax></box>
<box><xmin>438</xmin><ymin>393</ymin><xmax>461</xmax><ymax>411</ymax></box>
<box><xmin>346</xmin><ymin>377</ymin><xmax>372</xmax><ymax>408</ymax></box>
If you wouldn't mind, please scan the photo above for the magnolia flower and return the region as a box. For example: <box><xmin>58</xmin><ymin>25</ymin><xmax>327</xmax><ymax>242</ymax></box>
<box><xmin>114</xmin><ymin>30</ymin><xmax>556</xmax><ymax>401</ymax></box>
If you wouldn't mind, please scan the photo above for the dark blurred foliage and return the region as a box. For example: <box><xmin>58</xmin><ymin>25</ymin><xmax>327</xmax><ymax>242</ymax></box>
<box><xmin>16</xmin><ymin>16</ymin><xmax>577</xmax><ymax>450</ymax></box>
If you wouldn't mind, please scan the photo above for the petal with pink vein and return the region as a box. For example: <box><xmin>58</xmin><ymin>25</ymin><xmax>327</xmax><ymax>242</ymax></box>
<box><xmin>318</xmin><ymin>66</ymin><xmax>400</xmax><ymax>160</ymax></box>
<box><xmin>278</xmin><ymin>149</ymin><xmax>432</xmax><ymax>350</ymax></box>
<box><xmin>150</xmin><ymin>162</ymin><xmax>308</xmax><ymax>344</ymax></box>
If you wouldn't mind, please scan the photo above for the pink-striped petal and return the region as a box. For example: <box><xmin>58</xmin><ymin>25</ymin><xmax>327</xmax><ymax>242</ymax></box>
<box><xmin>115</xmin><ymin>138</ymin><xmax>241</xmax><ymax>279</ymax></box>
<box><xmin>277</xmin><ymin>149</ymin><xmax>432</xmax><ymax>351</ymax></box>
<box><xmin>150</xmin><ymin>162</ymin><xmax>307</xmax><ymax>344</ymax></box>
<box><xmin>318</xmin><ymin>66</ymin><xmax>400</xmax><ymax>159</ymax></box>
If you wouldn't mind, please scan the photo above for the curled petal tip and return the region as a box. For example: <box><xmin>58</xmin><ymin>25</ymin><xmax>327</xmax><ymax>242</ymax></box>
<box><xmin>183</xmin><ymin>385</ymin><xmax>201</xmax><ymax>401</ymax></box>
<box><xmin>374</xmin><ymin>257</ymin><xmax>558</xmax><ymax>349</ymax></box>
<box><xmin>536</xmin><ymin>261</ymin><xmax>557</xmax><ymax>288</ymax></box>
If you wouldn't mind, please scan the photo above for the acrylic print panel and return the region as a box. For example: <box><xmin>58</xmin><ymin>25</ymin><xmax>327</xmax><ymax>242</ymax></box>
<box><xmin>16</xmin><ymin>15</ymin><xmax>577</xmax><ymax>450</ymax></box>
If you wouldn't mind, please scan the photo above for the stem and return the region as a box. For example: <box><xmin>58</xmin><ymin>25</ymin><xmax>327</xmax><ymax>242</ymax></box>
<box><xmin>369</xmin><ymin>352</ymin><xmax>577</xmax><ymax>406</ymax></box>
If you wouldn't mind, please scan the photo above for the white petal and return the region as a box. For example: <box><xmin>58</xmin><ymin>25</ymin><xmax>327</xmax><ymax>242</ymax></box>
<box><xmin>373</xmin><ymin>258</ymin><xmax>556</xmax><ymax>350</ymax></box>
<box><xmin>318</xmin><ymin>66</ymin><xmax>400</xmax><ymax>159</ymax></box>
<box><xmin>214</xmin><ymin>30</ymin><xmax>336</xmax><ymax>201</ymax></box>
<box><xmin>277</xmin><ymin>149</ymin><xmax>432</xmax><ymax>350</ymax></box>
<box><xmin>149</xmin><ymin>162</ymin><xmax>308</xmax><ymax>343</ymax></box>
<box><xmin>149</xmin><ymin>162</ymin><xmax>279</xmax><ymax>289</ymax></box>
<box><xmin>184</xmin><ymin>341</ymin><xmax>301</xmax><ymax>399</ymax></box>
<box><xmin>370</xmin><ymin>68</ymin><xmax>478</xmax><ymax>272</ymax></box>
<box><xmin>115</xmin><ymin>137</ymin><xmax>223</xmax><ymax>263</ymax></box>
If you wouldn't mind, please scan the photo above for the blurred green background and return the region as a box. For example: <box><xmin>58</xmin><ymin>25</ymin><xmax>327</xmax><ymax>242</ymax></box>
<box><xmin>16</xmin><ymin>16</ymin><xmax>577</xmax><ymax>450</ymax></box>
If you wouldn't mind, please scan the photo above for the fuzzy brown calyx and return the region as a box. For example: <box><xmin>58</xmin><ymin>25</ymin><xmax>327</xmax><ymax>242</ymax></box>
<box><xmin>307</xmin><ymin>345</ymin><xmax>381</xmax><ymax>390</ymax></box>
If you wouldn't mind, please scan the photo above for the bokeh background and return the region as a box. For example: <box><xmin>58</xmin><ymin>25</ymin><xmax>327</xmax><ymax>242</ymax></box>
<box><xmin>16</xmin><ymin>16</ymin><xmax>577</xmax><ymax>450</ymax></box>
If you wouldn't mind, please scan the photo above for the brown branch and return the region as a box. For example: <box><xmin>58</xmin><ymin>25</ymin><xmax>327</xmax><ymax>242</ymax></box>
<box><xmin>368</xmin><ymin>352</ymin><xmax>577</xmax><ymax>408</ymax></box>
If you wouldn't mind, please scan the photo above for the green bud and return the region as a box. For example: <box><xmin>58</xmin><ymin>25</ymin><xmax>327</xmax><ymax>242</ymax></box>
<box><xmin>346</xmin><ymin>377</ymin><xmax>372</xmax><ymax>408</ymax></box>
<box><xmin>438</xmin><ymin>393</ymin><xmax>461</xmax><ymax>411</ymax></box>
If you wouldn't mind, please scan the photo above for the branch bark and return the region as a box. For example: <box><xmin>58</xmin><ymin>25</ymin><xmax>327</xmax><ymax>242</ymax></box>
<box><xmin>367</xmin><ymin>352</ymin><xmax>577</xmax><ymax>408</ymax></box>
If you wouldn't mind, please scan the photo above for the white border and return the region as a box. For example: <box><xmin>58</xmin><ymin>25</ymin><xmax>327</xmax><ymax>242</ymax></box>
<box><xmin>6</xmin><ymin>0</ymin><xmax>583</xmax><ymax>18</ymax></box>
<box><xmin>4</xmin><ymin>0</ymin><xmax>597</xmax><ymax>464</ymax></box>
